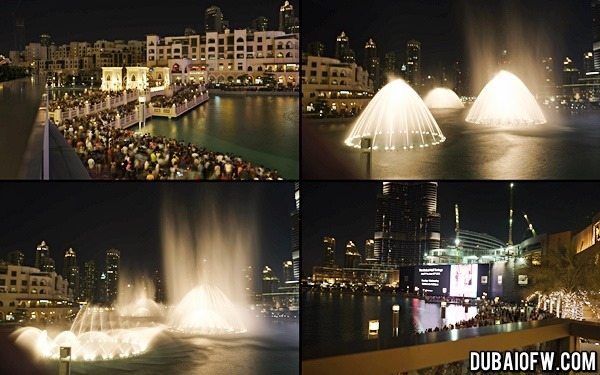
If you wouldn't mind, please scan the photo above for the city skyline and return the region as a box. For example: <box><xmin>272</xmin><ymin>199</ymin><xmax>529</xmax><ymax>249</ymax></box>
<box><xmin>302</xmin><ymin>0</ymin><xmax>591</xmax><ymax>78</ymax></box>
<box><xmin>1</xmin><ymin>0</ymin><xmax>299</xmax><ymax>54</ymax></box>
<box><xmin>0</xmin><ymin>183</ymin><xmax>295</xmax><ymax>284</ymax></box>
<box><xmin>302</xmin><ymin>182</ymin><xmax>600</xmax><ymax>273</ymax></box>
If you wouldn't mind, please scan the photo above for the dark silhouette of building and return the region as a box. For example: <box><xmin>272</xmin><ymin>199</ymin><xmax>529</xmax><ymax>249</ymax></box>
<box><xmin>335</xmin><ymin>31</ymin><xmax>355</xmax><ymax>64</ymax></box>
<box><xmin>34</xmin><ymin>241</ymin><xmax>49</xmax><ymax>270</ymax></box>
<box><xmin>291</xmin><ymin>182</ymin><xmax>300</xmax><ymax>280</ymax></box>
<box><xmin>592</xmin><ymin>0</ymin><xmax>600</xmax><ymax>70</ymax></box>
<box><xmin>105</xmin><ymin>248</ymin><xmax>120</xmax><ymax>304</ymax></box>
<box><xmin>63</xmin><ymin>248</ymin><xmax>80</xmax><ymax>300</ymax></box>
<box><xmin>323</xmin><ymin>236</ymin><xmax>337</xmax><ymax>267</ymax></box>
<box><xmin>307</xmin><ymin>41</ymin><xmax>325</xmax><ymax>57</ymax></box>
<box><xmin>252</xmin><ymin>16</ymin><xmax>269</xmax><ymax>31</ymax></box>
<box><xmin>7</xmin><ymin>250</ymin><xmax>24</xmax><ymax>266</ymax></box>
<box><xmin>279</xmin><ymin>1</ymin><xmax>298</xmax><ymax>34</ymax></box>
<box><xmin>205</xmin><ymin>5</ymin><xmax>225</xmax><ymax>33</ymax></box>
<box><xmin>406</xmin><ymin>40</ymin><xmax>421</xmax><ymax>87</ymax></box>
<box><xmin>364</xmin><ymin>38</ymin><xmax>381</xmax><ymax>90</ymax></box>
<box><xmin>82</xmin><ymin>260</ymin><xmax>96</xmax><ymax>302</ymax></box>
<box><xmin>374</xmin><ymin>182</ymin><xmax>441</xmax><ymax>266</ymax></box>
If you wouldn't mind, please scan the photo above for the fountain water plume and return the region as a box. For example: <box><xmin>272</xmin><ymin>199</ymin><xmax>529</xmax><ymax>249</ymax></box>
<box><xmin>466</xmin><ymin>70</ymin><xmax>546</xmax><ymax>126</ymax></box>
<box><xmin>117</xmin><ymin>273</ymin><xmax>164</xmax><ymax>318</ymax></box>
<box><xmin>423</xmin><ymin>88</ymin><xmax>464</xmax><ymax>109</ymax></box>
<box><xmin>161</xmin><ymin>189</ymin><xmax>258</xmax><ymax>334</ymax></box>
<box><xmin>345</xmin><ymin>79</ymin><xmax>446</xmax><ymax>151</ymax></box>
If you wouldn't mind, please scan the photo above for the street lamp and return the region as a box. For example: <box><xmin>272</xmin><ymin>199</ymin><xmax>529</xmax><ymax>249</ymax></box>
<box><xmin>138</xmin><ymin>96</ymin><xmax>146</xmax><ymax>132</ymax></box>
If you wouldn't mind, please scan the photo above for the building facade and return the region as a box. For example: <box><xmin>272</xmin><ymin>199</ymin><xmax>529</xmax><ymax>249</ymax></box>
<box><xmin>374</xmin><ymin>182</ymin><xmax>441</xmax><ymax>266</ymax></box>
<box><xmin>105</xmin><ymin>249</ymin><xmax>120</xmax><ymax>305</ymax></box>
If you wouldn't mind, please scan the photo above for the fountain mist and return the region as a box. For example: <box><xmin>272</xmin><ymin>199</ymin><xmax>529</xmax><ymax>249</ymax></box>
<box><xmin>345</xmin><ymin>79</ymin><xmax>446</xmax><ymax>151</ymax></box>
<box><xmin>423</xmin><ymin>88</ymin><xmax>464</xmax><ymax>109</ymax></box>
<box><xmin>161</xmin><ymin>190</ymin><xmax>258</xmax><ymax>334</ymax></box>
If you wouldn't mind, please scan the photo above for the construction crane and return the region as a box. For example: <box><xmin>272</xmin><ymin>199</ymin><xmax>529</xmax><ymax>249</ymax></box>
<box><xmin>523</xmin><ymin>212</ymin><xmax>536</xmax><ymax>237</ymax></box>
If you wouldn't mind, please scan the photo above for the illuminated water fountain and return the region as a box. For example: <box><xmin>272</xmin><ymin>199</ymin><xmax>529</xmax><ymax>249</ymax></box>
<box><xmin>161</xmin><ymin>194</ymin><xmax>255</xmax><ymax>335</ymax></box>
<box><xmin>12</xmin><ymin>306</ymin><xmax>165</xmax><ymax>361</ymax></box>
<box><xmin>466</xmin><ymin>70</ymin><xmax>546</xmax><ymax>126</ymax></box>
<box><xmin>118</xmin><ymin>275</ymin><xmax>165</xmax><ymax>318</ymax></box>
<box><xmin>345</xmin><ymin>79</ymin><xmax>446</xmax><ymax>151</ymax></box>
<box><xmin>423</xmin><ymin>87</ymin><xmax>464</xmax><ymax>109</ymax></box>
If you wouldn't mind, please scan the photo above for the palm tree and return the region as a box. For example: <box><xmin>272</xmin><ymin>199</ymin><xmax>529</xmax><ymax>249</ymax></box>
<box><xmin>524</xmin><ymin>245</ymin><xmax>600</xmax><ymax>320</ymax></box>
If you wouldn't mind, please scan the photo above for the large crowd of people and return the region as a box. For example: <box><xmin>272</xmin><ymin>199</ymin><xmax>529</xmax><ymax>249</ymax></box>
<box><xmin>51</xmin><ymin>85</ymin><xmax>282</xmax><ymax>180</ymax></box>
<box><xmin>415</xmin><ymin>303</ymin><xmax>555</xmax><ymax>335</ymax></box>
<box><xmin>150</xmin><ymin>84</ymin><xmax>205</xmax><ymax>108</ymax></box>
<box><xmin>49</xmin><ymin>89</ymin><xmax>136</xmax><ymax>112</ymax></box>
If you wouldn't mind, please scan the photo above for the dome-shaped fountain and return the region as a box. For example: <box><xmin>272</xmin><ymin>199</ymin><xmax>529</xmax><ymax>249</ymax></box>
<box><xmin>167</xmin><ymin>284</ymin><xmax>247</xmax><ymax>334</ymax></box>
<box><xmin>345</xmin><ymin>79</ymin><xmax>446</xmax><ymax>151</ymax></box>
<box><xmin>423</xmin><ymin>87</ymin><xmax>464</xmax><ymax>109</ymax></box>
<box><xmin>466</xmin><ymin>70</ymin><xmax>546</xmax><ymax>126</ymax></box>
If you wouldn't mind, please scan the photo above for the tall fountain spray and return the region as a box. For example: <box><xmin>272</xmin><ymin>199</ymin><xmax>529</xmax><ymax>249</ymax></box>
<box><xmin>466</xmin><ymin>70</ymin><xmax>546</xmax><ymax>126</ymax></box>
<box><xmin>161</xmin><ymin>192</ymin><xmax>257</xmax><ymax>334</ymax></box>
<box><xmin>345</xmin><ymin>79</ymin><xmax>446</xmax><ymax>151</ymax></box>
<box><xmin>117</xmin><ymin>274</ymin><xmax>164</xmax><ymax>318</ymax></box>
<box><xmin>423</xmin><ymin>88</ymin><xmax>464</xmax><ymax>109</ymax></box>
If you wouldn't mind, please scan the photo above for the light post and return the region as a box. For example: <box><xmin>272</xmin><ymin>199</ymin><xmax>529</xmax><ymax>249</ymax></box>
<box><xmin>392</xmin><ymin>304</ymin><xmax>400</xmax><ymax>336</ymax></box>
<box><xmin>138</xmin><ymin>96</ymin><xmax>146</xmax><ymax>132</ymax></box>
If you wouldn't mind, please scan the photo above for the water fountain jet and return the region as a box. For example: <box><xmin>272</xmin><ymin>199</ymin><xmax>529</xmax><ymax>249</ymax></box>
<box><xmin>424</xmin><ymin>88</ymin><xmax>464</xmax><ymax>109</ymax></box>
<box><xmin>345</xmin><ymin>79</ymin><xmax>446</xmax><ymax>151</ymax></box>
<box><xmin>466</xmin><ymin>70</ymin><xmax>546</xmax><ymax>126</ymax></box>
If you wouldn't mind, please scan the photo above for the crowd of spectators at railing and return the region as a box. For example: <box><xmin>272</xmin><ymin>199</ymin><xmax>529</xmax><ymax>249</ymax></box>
<box><xmin>415</xmin><ymin>304</ymin><xmax>555</xmax><ymax>335</ymax></box>
<box><xmin>150</xmin><ymin>84</ymin><xmax>205</xmax><ymax>108</ymax></box>
<box><xmin>48</xmin><ymin>89</ymin><xmax>136</xmax><ymax>112</ymax></box>
<box><xmin>53</xmin><ymin>104</ymin><xmax>281</xmax><ymax>180</ymax></box>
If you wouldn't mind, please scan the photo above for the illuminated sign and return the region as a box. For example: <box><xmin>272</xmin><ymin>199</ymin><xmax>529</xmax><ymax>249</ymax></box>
<box><xmin>449</xmin><ymin>264</ymin><xmax>478</xmax><ymax>298</ymax></box>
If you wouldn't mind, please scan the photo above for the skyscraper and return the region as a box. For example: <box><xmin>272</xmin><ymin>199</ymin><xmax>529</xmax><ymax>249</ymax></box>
<box><xmin>283</xmin><ymin>260</ymin><xmax>294</xmax><ymax>283</ymax></box>
<box><xmin>373</xmin><ymin>182</ymin><xmax>441</xmax><ymax>266</ymax></box>
<box><xmin>335</xmin><ymin>32</ymin><xmax>355</xmax><ymax>64</ymax></box>
<box><xmin>593</xmin><ymin>0</ymin><xmax>600</xmax><ymax>70</ymax></box>
<box><xmin>7</xmin><ymin>250</ymin><xmax>24</xmax><ymax>266</ymax></box>
<box><xmin>153</xmin><ymin>269</ymin><xmax>165</xmax><ymax>303</ymax></box>
<box><xmin>584</xmin><ymin>52</ymin><xmax>595</xmax><ymax>74</ymax></box>
<box><xmin>364</xmin><ymin>38</ymin><xmax>381</xmax><ymax>90</ymax></box>
<box><xmin>205</xmin><ymin>5</ymin><xmax>224</xmax><ymax>33</ymax></box>
<box><xmin>279</xmin><ymin>1</ymin><xmax>298</xmax><ymax>34</ymax></box>
<box><xmin>323</xmin><ymin>236</ymin><xmax>337</xmax><ymax>267</ymax></box>
<box><xmin>291</xmin><ymin>182</ymin><xmax>300</xmax><ymax>280</ymax></box>
<box><xmin>384</xmin><ymin>51</ymin><xmax>399</xmax><ymax>77</ymax></box>
<box><xmin>63</xmin><ymin>248</ymin><xmax>80</xmax><ymax>300</ymax></box>
<box><xmin>344</xmin><ymin>241</ymin><xmax>361</xmax><ymax>268</ymax></box>
<box><xmin>14</xmin><ymin>17</ymin><xmax>25</xmax><ymax>52</ymax></box>
<box><xmin>307</xmin><ymin>41</ymin><xmax>325</xmax><ymax>57</ymax></box>
<box><xmin>82</xmin><ymin>260</ymin><xmax>96</xmax><ymax>302</ymax></box>
<box><xmin>262</xmin><ymin>266</ymin><xmax>280</xmax><ymax>294</ymax></box>
<box><xmin>35</xmin><ymin>241</ymin><xmax>50</xmax><ymax>270</ymax></box>
<box><xmin>252</xmin><ymin>16</ymin><xmax>269</xmax><ymax>32</ymax></box>
<box><xmin>105</xmin><ymin>249</ymin><xmax>120</xmax><ymax>304</ymax></box>
<box><xmin>406</xmin><ymin>40</ymin><xmax>421</xmax><ymax>87</ymax></box>
<box><xmin>364</xmin><ymin>239</ymin><xmax>376</xmax><ymax>263</ymax></box>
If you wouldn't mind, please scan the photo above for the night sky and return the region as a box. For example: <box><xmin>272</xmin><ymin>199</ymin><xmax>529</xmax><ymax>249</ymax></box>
<box><xmin>1</xmin><ymin>0</ymin><xmax>299</xmax><ymax>55</ymax></box>
<box><xmin>302</xmin><ymin>0</ymin><xmax>591</xmax><ymax>77</ymax></box>
<box><xmin>0</xmin><ymin>182</ymin><xmax>295</xmax><ymax>283</ymax></box>
<box><xmin>302</xmin><ymin>182</ymin><xmax>600</xmax><ymax>274</ymax></box>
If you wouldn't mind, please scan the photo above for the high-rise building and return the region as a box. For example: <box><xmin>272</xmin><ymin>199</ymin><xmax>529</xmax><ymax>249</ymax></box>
<box><xmin>307</xmin><ymin>41</ymin><xmax>325</xmax><ymax>57</ymax></box>
<box><xmin>7</xmin><ymin>250</ymin><xmax>24</xmax><ymax>266</ymax></box>
<box><xmin>283</xmin><ymin>260</ymin><xmax>294</xmax><ymax>283</ymax></box>
<box><xmin>82</xmin><ymin>260</ymin><xmax>96</xmax><ymax>302</ymax></box>
<box><xmin>279</xmin><ymin>1</ymin><xmax>298</xmax><ymax>34</ymax></box>
<box><xmin>592</xmin><ymin>0</ymin><xmax>600</xmax><ymax>70</ymax></box>
<box><xmin>252</xmin><ymin>16</ymin><xmax>269</xmax><ymax>32</ymax></box>
<box><xmin>453</xmin><ymin>61</ymin><xmax>464</xmax><ymax>95</ymax></box>
<box><xmin>262</xmin><ymin>266</ymin><xmax>279</xmax><ymax>294</ymax></box>
<box><xmin>406</xmin><ymin>40</ymin><xmax>421</xmax><ymax>87</ymax></box>
<box><xmin>374</xmin><ymin>182</ymin><xmax>441</xmax><ymax>266</ymax></box>
<box><xmin>498</xmin><ymin>49</ymin><xmax>510</xmax><ymax>66</ymax></box>
<box><xmin>562</xmin><ymin>57</ymin><xmax>580</xmax><ymax>85</ymax></box>
<box><xmin>584</xmin><ymin>52</ymin><xmax>595</xmax><ymax>74</ymax></box>
<box><xmin>105</xmin><ymin>249</ymin><xmax>120</xmax><ymax>304</ymax></box>
<box><xmin>364</xmin><ymin>38</ymin><xmax>381</xmax><ymax>90</ymax></box>
<box><xmin>14</xmin><ymin>17</ymin><xmax>25</xmax><ymax>52</ymax></box>
<box><xmin>384</xmin><ymin>51</ymin><xmax>399</xmax><ymax>77</ymax></box>
<box><xmin>323</xmin><ymin>236</ymin><xmax>337</xmax><ymax>267</ymax></box>
<box><xmin>243</xmin><ymin>266</ymin><xmax>254</xmax><ymax>298</ymax></box>
<box><xmin>291</xmin><ymin>182</ymin><xmax>300</xmax><ymax>280</ymax></box>
<box><xmin>364</xmin><ymin>239</ymin><xmax>376</xmax><ymax>263</ymax></box>
<box><xmin>63</xmin><ymin>248</ymin><xmax>80</xmax><ymax>300</ymax></box>
<box><xmin>35</xmin><ymin>241</ymin><xmax>49</xmax><ymax>270</ymax></box>
<box><xmin>335</xmin><ymin>31</ymin><xmax>355</xmax><ymax>64</ymax></box>
<box><xmin>41</xmin><ymin>257</ymin><xmax>56</xmax><ymax>273</ymax></box>
<box><xmin>344</xmin><ymin>241</ymin><xmax>362</xmax><ymax>268</ymax></box>
<box><xmin>541</xmin><ymin>57</ymin><xmax>554</xmax><ymax>87</ymax></box>
<box><xmin>205</xmin><ymin>5</ymin><xmax>224</xmax><ymax>33</ymax></box>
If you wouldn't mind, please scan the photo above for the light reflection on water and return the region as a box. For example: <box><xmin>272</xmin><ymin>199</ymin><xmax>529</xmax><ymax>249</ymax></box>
<box><xmin>302</xmin><ymin>292</ymin><xmax>477</xmax><ymax>354</ymax></box>
<box><xmin>303</xmin><ymin>109</ymin><xmax>600</xmax><ymax>179</ymax></box>
<box><xmin>143</xmin><ymin>95</ymin><xmax>299</xmax><ymax>179</ymax></box>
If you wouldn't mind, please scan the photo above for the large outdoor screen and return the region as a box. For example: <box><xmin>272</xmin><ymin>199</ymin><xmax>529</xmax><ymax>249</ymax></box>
<box><xmin>449</xmin><ymin>264</ymin><xmax>478</xmax><ymax>298</ymax></box>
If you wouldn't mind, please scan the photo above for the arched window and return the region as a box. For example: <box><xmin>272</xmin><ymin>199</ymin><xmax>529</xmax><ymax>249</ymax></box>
<box><xmin>247</xmin><ymin>66</ymin><xmax>253</xmax><ymax>72</ymax></box>
<box><xmin>131</xmin><ymin>75</ymin><xmax>136</xmax><ymax>81</ymax></box>
<box><xmin>236</xmin><ymin>37</ymin><xmax>244</xmax><ymax>43</ymax></box>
